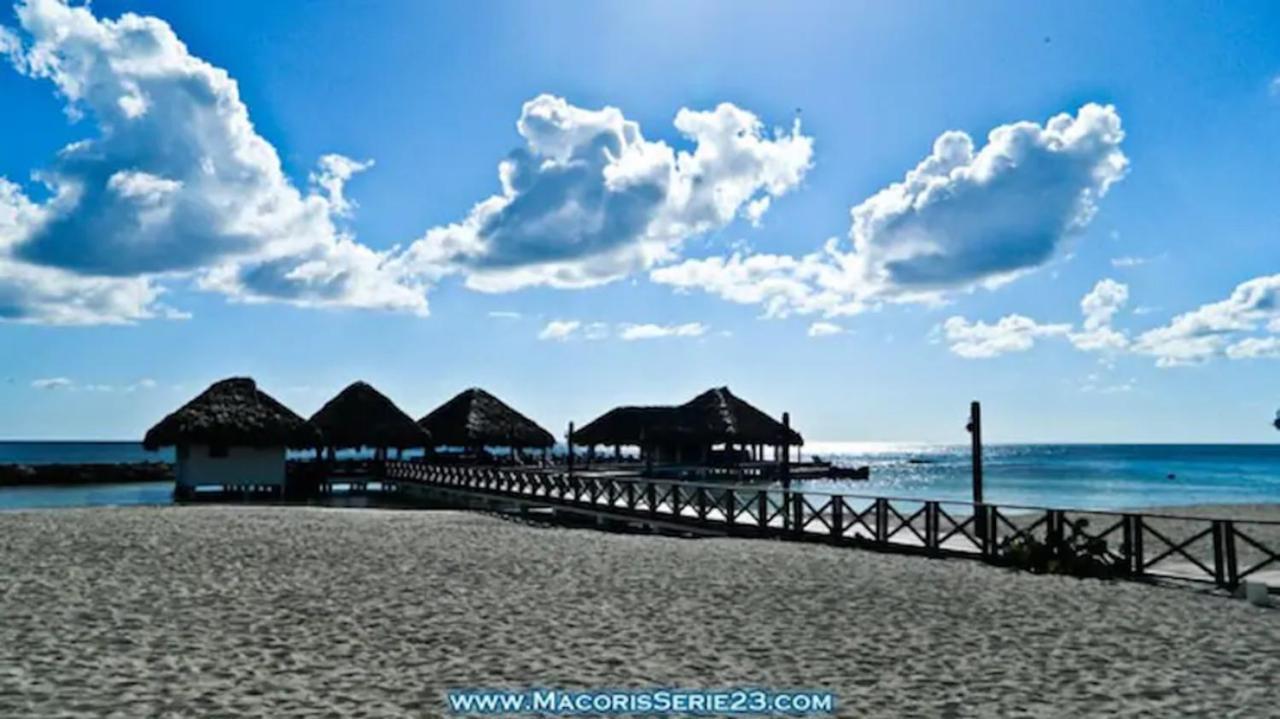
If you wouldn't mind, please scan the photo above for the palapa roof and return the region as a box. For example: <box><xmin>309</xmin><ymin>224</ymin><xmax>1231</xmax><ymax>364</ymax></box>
<box><xmin>574</xmin><ymin>387</ymin><xmax>803</xmax><ymax>447</ymax></box>
<box><xmin>143</xmin><ymin>377</ymin><xmax>319</xmax><ymax>450</ymax></box>
<box><xmin>310</xmin><ymin>381</ymin><xmax>431</xmax><ymax>449</ymax></box>
<box><xmin>418</xmin><ymin>388</ymin><xmax>555</xmax><ymax>448</ymax></box>
<box><xmin>572</xmin><ymin>406</ymin><xmax>681</xmax><ymax>446</ymax></box>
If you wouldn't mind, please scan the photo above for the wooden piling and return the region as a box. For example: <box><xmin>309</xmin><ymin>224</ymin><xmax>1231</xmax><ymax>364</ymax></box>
<box><xmin>566</xmin><ymin>421</ymin><xmax>575</xmax><ymax>477</ymax></box>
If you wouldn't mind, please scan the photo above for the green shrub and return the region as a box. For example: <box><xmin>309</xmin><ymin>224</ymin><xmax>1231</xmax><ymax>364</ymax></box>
<box><xmin>999</xmin><ymin>518</ymin><xmax>1128</xmax><ymax>580</ymax></box>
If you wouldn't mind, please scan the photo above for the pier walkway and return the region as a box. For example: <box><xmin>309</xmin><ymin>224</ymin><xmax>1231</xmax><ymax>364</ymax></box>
<box><xmin>342</xmin><ymin>462</ymin><xmax>1280</xmax><ymax>595</ymax></box>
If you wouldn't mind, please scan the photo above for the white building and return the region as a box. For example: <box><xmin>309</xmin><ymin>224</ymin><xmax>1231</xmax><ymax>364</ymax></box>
<box><xmin>144</xmin><ymin>377</ymin><xmax>318</xmax><ymax>497</ymax></box>
<box><xmin>174</xmin><ymin>444</ymin><xmax>288</xmax><ymax>490</ymax></box>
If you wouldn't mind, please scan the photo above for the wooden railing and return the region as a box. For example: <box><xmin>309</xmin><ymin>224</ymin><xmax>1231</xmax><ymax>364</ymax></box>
<box><xmin>379</xmin><ymin>462</ymin><xmax>1280</xmax><ymax>592</ymax></box>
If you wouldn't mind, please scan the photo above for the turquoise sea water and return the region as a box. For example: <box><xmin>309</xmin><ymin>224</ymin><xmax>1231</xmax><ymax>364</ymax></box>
<box><xmin>2</xmin><ymin>441</ymin><xmax>1280</xmax><ymax>512</ymax></box>
<box><xmin>798</xmin><ymin>442</ymin><xmax>1280</xmax><ymax>511</ymax></box>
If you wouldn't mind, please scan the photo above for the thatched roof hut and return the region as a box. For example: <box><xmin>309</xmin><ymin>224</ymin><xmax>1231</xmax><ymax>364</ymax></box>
<box><xmin>143</xmin><ymin>377</ymin><xmax>318</xmax><ymax>450</ymax></box>
<box><xmin>574</xmin><ymin>386</ymin><xmax>802</xmax><ymax>448</ymax></box>
<box><xmin>418</xmin><ymin>388</ymin><xmax>555</xmax><ymax>448</ymax></box>
<box><xmin>310</xmin><ymin>381</ymin><xmax>431</xmax><ymax>449</ymax></box>
<box><xmin>573</xmin><ymin>406</ymin><xmax>681</xmax><ymax>446</ymax></box>
<box><xmin>680</xmin><ymin>387</ymin><xmax>804</xmax><ymax>446</ymax></box>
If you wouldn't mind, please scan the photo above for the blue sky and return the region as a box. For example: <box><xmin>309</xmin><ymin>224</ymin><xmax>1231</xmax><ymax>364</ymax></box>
<box><xmin>2</xmin><ymin>0</ymin><xmax>1280</xmax><ymax>443</ymax></box>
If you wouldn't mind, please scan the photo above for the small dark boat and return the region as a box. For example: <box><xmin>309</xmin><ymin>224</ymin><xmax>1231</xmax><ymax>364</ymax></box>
<box><xmin>830</xmin><ymin>465</ymin><xmax>870</xmax><ymax>480</ymax></box>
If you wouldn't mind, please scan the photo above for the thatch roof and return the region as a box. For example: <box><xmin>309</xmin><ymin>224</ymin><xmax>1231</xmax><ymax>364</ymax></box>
<box><xmin>680</xmin><ymin>387</ymin><xmax>804</xmax><ymax>445</ymax></box>
<box><xmin>418</xmin><ymin>388</ymin><xmax>555</xmax><ymax>448</ymax></box>
<box><xmin>574</xmin><ymin>387</ymin><xmax>803</xmax><ymax>447</ymax></box>
<box><xmin>310</xmin><ymin>381</ymin><xmax>431</xmax><ymax>449</ymax></box>
<box><xmin>573</xmin><ymin>406</ymin><xmax>681</xmax><ymax>446</ymax></box>
<box><xmin>143</xmin><ymin>377</ymin><xmax>319</xmax><ymax>450</ymax></box>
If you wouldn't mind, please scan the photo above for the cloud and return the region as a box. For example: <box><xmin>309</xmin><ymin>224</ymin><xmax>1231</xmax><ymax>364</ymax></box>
<box><xmin>399</xmin><ymin>94</ymin><xmax>813</xmax><ymax>293</ymax></box>
<box><xmin>309</xmin><ymin>155</ymin><xmax>373</xmax><ymax>218</ymax></box>
<box><xmin>1111</xmin><ymin>256</ymin><xmax>1150</xmax><ymax>268</ymax></box>
<box><xmin>537</xmin><ymin>319</ymin><xmax>708</xmax><ymax>341</ymax></box>
<box><xmin>807</xmin><ymin>321</ymin><xmax>845</xmax><ymax>337</ymax></box>
<box><xmin>650</xmin><ymin>251</ymin><xmax>858</xmax><ymax>318</ymax></box>
<box><xmin>939</xmin><ymin>274</ymin><xmax>1280</xmax><ymax>367</ymax></box>
<box><xmin>0</xmin><ymin>0</ymin><xmax>425</xmax><ymax>323</ymax></box>
<box><xmin>845</xmin><ymin>103</ymin><xmax>1127</xmax><ymax>294</ymax></box>
<box><xmin>618</xmin><ymin>322</ymin><xmax>706</xmax><ymax>340</ymax></box>
<box><xmin>538</xmin><ymin>320</ymin><xmax>581</xmax><ymax>341</ymax></box>
<box><xmin>939</xmin><ymin>279</ymin><xmax>1131</xmax><ymax>359</ymax></box>
<box><xmin>1080</xmin><ymin>278</ymin><xmax>1128</xmax><ymax>329</ymax></box>
<box><xmin>29</xmin><ymin>376</ymin><xmax>158</xmax><ymax>391</ymax></box>
<box><xmin>1133</xmin><ymin>274</ymin><xmax>1280</xmax><ymax>366</ymax></box>
<box><xmin>3</xmin><ymin>0</ymin><xmax>814</xmax><ymax>326</ymax></box>
<box><xmin>652</xmin><ymin>104</ymin><xmax>1127</xmax><ymax>316</ymax></box>
<box><xmin>487</xmin><ymin>310</ymin><xmax>522</xmax><ymax>319</ymax></box>
<box><xmin>1069</xmin><ymin>278</ymin><xmax>1130</xmax><ymax>352</ymax></box>
<box><xmin>1226</xmin><ymin>337</ymin><xmax>1280</xmax><ymax>360</ymax></box>
<box><xmin>1270</xmin><ymin>75</ymin><xmax>1280</xmax><ymax>98</ymax></box>
<box><xmin>940</xmin><ymin>314</ymin><xmax>1071</xmax><ymax>358</ymax></box>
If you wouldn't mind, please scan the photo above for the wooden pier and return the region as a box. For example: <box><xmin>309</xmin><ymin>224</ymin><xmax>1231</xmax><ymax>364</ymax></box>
<box><xmin>370</xmin><ymin>462</ymin><xmax>1280</xmax><ymax>594</ymax></box>
<box><xmin>183</xmin><ymin>459</ymin><xmax>1280</xmax><ymax>594</ymax></box>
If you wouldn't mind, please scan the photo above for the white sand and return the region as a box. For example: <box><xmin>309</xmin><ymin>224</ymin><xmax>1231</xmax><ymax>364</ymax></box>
<box><xmin>0</xmin><ymin>505</ymin><xmax>1276</xmax><ymax>718</ymax></box>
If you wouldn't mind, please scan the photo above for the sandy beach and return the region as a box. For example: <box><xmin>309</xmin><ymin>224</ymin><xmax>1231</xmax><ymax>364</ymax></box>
<box><xmin>0</xmin><ymin>505</ymin><xmax>1276</xmax><ymax>718</ymax></box>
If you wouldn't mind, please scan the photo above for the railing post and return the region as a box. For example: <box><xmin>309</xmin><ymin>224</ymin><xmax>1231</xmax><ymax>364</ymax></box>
<box><xmin>792</xmin><ymin>494</ymin><xmax>805</xmax><ymax>539</ymax></box>
<box><xmin>696</xmin><ymin>487</ymin><xmax>708</xmax><ymax>520</ymax></box>
<box><xmin>566</xmin><ymin>421</ymin><xmax>575</xmax><ymax>478</ymax></box>
<box><xmin>925</xmin><ymin>501</ymin><xmax>938</xmax><ymax>553</ymax></box>
<box><xmin>975</xmin><ymin>505</ymin><xmax>990</xmax><ymax>557</ymax></box>
<box><xmin>1046</xmin><ymin>510</ymin><xmax>1060</xmax><ymax>558</ymax></box>
<box><xmin>647</xmin><ymin>482</ymin><xmax>657</xmax><ymax>517</ymax></box>
<box><xmin>672</xmin><ymin>484</ymin><xmax>682</xmax><ymax>518</ymax></box>
<box><xmin>1122</xmin><ymin>513</ymin><xmax>1135</xmax><ymax>575</ymax></box>
<box><xmin>1132</xmin><ymin>515</ymin><xmax>1146</xmax><ymax>576</ymax></box>
<box><xmin>758</xmin><ymin>491</ymin><xmax>768</xmax><ymax>532</ymax></box>
<box><xmin>875</xmin><ymin>498</ymin><xmax>888</xmax><ymax>545</ymax></box>
<box><xmin>626</xmin><ymin>481</ymin><xmax>636</xmax><ymax>511</ymax></box>
<box><xmin>1211</xmin><ymin>520</ymin><xmax>1226</xmax><ymax>587</ymax></box>
<box><xmin>831</xmin><ymin>497</ymin><xmax>844</xmax><ymax>543</ymax></box>
<box><xmin>987</xmin><ymin>507</ymin><xmax>1001</xmax><ymax>558</ymax></box>
<box><xmin>1224</xmin><ymin>520</ymin><xmax>1239</xmax><ymax>589</ymax></box>
<box><xmin>726</xmin><ymin>489</ymin><xmax>737</xmax><ymax>528</ymax></box>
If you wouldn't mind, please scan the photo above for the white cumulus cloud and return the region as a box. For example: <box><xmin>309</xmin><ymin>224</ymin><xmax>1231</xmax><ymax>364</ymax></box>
<box><xmin>537</xmin><ymin>319</ymin><xmax>709</xmax><ymax>341</ymax></box>
<box><xmin>652</xmin><ymin>104</ymin><xmax>1128</xmax><ymax>316</ymax></box>
<box><xmin>399</xmin><ymin>94</ymin><xmax>813</xmax><ymax>293</ymax></box>
<box><xmin>1134</xmin><ymin>275</ymin><xmax>1280</xmax><ymax>366</ymax></box>
<box><xmin>1226</xmin><ymin>337</ymin><xmax>1280</xmax><ymax>360</ymax></box>
<box><xmin>0</xmin><ymin>0</ymin><xmax>426</xmax><ymax>322</ymax></box>
<box><xmin>537</xmin><ymin>320</ymin><xmax>582</xmax><ymax>341</ymax></box>
<box><xmin>940</xmin><ymin>314</ymin><xmax>1072</xmax><ymax>359</ymax></box>
<box><xmin>939</xmin><ymin>274</ymin><xmax>1280</xmax><ymax>367</ymax></box>
<box><xmin>807</xmin><ymin>321</ymin><xmax>845</xmax><ymax>337</ymax></box>
<box><xmin>1069</xmin><ymin>278</ymin><xmax>1130</xmax><ymax>352</ymax></box>
<box><xmin>618</xmin><ymin>322</ymin><xmax>706</xmax><ymax>340</ymax></box>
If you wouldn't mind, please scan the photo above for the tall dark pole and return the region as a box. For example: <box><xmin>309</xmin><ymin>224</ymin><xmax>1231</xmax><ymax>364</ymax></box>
<box><xmin>967</xmin><ymin>401</ymin><xmax>984</xmax><ymax>542</ymax></box>
<box><xmin>782</xmin><ymin>411</ymin><xmax>792</xmax><ymax>530</ymax></box>
<box><xmin>566</xmin><ymin>421</ymin><xmax>575</xmax><ymax>477</ymax></box>
<box><xmin>781</xmin><ymin>412</ymin><xmax>792</xmax><ymax>487</ymax></box>
<box><xmin>968</xmin><ymin>401</ymin><xmax>983</xmax><ymax>505</ymax></box>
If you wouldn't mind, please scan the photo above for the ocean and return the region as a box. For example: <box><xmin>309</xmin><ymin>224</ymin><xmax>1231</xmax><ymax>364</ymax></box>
<box><xmin>2</xmin><ymin>441</ymin><xmax>1280</xmax><ymax>512</ymax></box>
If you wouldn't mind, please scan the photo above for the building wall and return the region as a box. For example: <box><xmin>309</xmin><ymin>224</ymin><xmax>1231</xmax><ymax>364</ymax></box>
<box><xmin>176</xmin><ymin>444</ymin><xmax>286</xmax><ymax>488</ymax></box>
